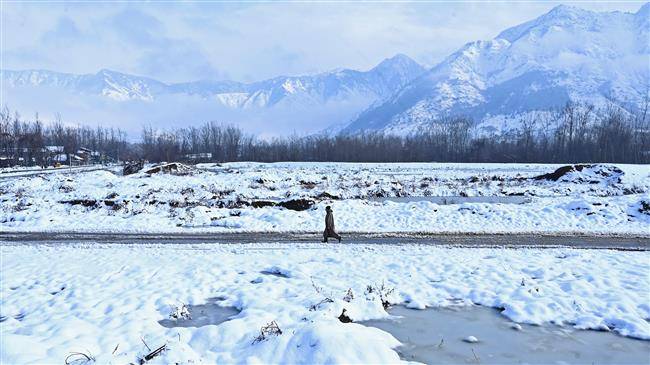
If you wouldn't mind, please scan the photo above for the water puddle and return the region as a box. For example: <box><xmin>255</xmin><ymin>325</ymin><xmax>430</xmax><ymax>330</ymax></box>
<box><xmin>370</xmin><ymin>196</ymin><xmax>532</xmax><ymax>205</ymax></box>
<box><xmin>158</xmin><ymin>298</ymin><xmax>240</xmax><ymax>328</ymax></box>
<box><xmin>361</xmin><ymin>305</ymin><xmax>650</xmax><ymax>364</ymax></box>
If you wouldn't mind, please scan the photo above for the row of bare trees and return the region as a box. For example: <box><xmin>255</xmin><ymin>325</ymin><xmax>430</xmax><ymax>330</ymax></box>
<box><xmin>0</xmin><ymin>107</ymin><xmax>131</xmax><ymax>166</ymax></box>
<box><xmin>2</xmin><ymin>102</ymin><xmax>648</xmax><ymax>166</ymax></box>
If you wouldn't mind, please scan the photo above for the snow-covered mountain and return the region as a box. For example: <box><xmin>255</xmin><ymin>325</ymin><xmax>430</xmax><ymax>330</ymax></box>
<box><xmin>170</xmin><ymin>54</ymin><xmax>426</xmax><ymax>108</ymax></box>
<box><xmin>2</xmin><ymin>69</ymin><xmax>168</xmax><ymax>102</ymax></box>
<box><xmin>1</xmin><ymin>54</ymin><xmax>425</xmax><ymax>134</ymax></box>
<box><xmin>342</xmin><ymin>4</ymin><xmax>650</xmax><ymax>135</ymax></box>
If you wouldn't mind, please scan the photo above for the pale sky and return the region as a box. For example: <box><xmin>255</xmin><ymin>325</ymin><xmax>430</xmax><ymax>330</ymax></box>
<box><xmin>1</xmin><ymin>1</ymin><xmax>646</xmax><ymax>83</ymax></box>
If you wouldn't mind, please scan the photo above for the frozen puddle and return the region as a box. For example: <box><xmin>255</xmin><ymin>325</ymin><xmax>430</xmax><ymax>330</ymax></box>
<box><xmin>158</xmin><ymin>298</ymin><xmax>240</xmax><ymax>328</ymax></box>
<box><xmin>371</xmin><ymin>196</ymin><xmax>532</xmax><ymax>204</ymax></box>
<box><xmin>362</xmin><ymin>305</ymin><xmax>650</xmax><ymax>364</ymax></box>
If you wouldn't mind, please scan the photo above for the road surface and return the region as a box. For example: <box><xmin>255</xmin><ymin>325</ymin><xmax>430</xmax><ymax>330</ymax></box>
<box><xmin>0</xmin><ymin>231</ymin><xmax>647</xmax><ymax>250</ymax></box>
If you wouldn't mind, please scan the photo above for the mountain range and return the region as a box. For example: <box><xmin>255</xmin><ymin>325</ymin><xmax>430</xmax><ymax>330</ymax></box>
<box><xmin>2</xmin><ymin>3</ymin><xmax>648</xmax><ymax>136</ymax></box>
<box><xmin>1</xmin><ymin>55</ymin><xmax>425</xmax><ymax>135</ymax></box>
<box><xmin>344</xmin><ymin>3</ymin><xmax>649</xmax><ymax>135</ymax></box>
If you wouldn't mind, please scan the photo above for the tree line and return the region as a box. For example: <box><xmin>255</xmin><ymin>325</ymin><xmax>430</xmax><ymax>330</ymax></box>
<box><xmin>0</xmin><ymin>108</ymin><xmax>131</xmax><ymax>166</ymax></box>
<box><xmin>1</xmin><ymin>102</ymin><xmax>648</xmax><ymax>166</ymax></box>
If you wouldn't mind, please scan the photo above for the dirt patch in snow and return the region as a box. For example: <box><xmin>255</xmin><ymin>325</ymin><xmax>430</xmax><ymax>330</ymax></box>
<box><xmin>533</xmin><ymin>164</ymin><xmax>623</xmax><ymax>183</ymax></box>
<box><xmin>59</xmin><ymin>199</ymin><xmax>98</xmax><ymax>207</ymax></box>
<box><xmin>145</xmin><ymin>163</ymin><xmax>195</xmax><ymax>176</ymax></box>
<box><xmin>248</xmin><ymin>199</ymin><xmax>315</xmax><ymax>211</ymax></box>
<box><xmin>279</xmin><ymin>199</ymin><xmax>314</xmax><ymax>211</ymax></box>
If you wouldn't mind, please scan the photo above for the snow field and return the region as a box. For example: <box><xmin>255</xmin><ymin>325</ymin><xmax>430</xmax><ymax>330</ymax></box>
<box><xmin>1</xmin><ymin>243</ymin><xmax>649</xmax><ymax>364</ymax></box>
<box><xmin>1</xmin><ymin>162</ymin><xmax>649</xmax><ymax>235</ymax></box>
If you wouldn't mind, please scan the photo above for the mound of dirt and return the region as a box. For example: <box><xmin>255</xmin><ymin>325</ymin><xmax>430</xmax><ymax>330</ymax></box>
<box><xmin>145</xmin><ymin>163</ymin><xmax>195</xmax><ymax>176</ymax></box>
<box><xmin>534</xmin><ymin>164</ymin><xmax>624</xmax><ymax>184</ymax></box>
<box><xmin>123</xmin><ymin>160</ymin><xmax>144</xmax><ymax>175</ymax></box>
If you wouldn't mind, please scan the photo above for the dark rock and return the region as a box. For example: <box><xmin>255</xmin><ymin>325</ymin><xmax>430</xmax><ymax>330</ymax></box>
<box><xmin>251</xmin><ymin>201</ymin><xmax>277</xmax><ymax>208</ymax></box>
<box><xmin>338</xmin><ymin>309</ymin><xmax>352</xmax><ymax>323</ymax></box>
<box><xmin>215</xmin><ymin>199</ymin><xmax>250</xmax><ymax>209</ymax></box>
<box><xmin>316</xmin><ymin>192</ymin><xmax>340</xmax><ymax>200</ymax></box>
<box><xmin>104</xmin><ymin>200</ymin><xmax>126</xmax><ymax>210</ymax></box>
<box><xmin>123</xmin><ymin>160</ymin><xmax>144</xmax><ymax>175</ymax></box>
<box><xmin>299</xmin><ymin>180</ymin><xmax>317</xmax><ymax>189</ymax></box>
<box><xmin>58</xmin><ymin>185</ymin><xmax>74</xmax><ymax>193</ymax></box>
<box><xmin>60</xmin><ymin>199</ymin><xmax>97</xmax><ymax>207</ymax></box>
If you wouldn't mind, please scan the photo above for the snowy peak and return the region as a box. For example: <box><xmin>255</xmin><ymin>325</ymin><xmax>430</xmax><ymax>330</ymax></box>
<box><xmin>90</xmin><ymin>69</ymin><xmax>167</xmax><ymax>101</ymax></box>
<box><xmin>371</xmin><ymin>54</ymin><xmax>424</xmax><ymax>74</ymax></box>
<box><xmin>497</xmin><ymin>5</ymin><xmax>601</xmax><ymax>43</ymax></box>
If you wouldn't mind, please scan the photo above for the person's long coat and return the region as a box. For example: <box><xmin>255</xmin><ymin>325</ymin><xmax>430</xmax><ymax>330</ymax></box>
<box><xmin>325</xmin><ymin>211</ymin><xmax>336</xmax><ymax>233</ymax></box>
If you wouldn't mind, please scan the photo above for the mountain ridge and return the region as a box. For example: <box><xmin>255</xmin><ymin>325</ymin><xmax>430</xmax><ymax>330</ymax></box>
<box><xmin>2</xmin><ymin>54</ymin><xmax>426</xmax><ymax>108</ymax></box>
<box><xmin>341</xmin><ymin>4</ymin><xmax>650</xmax><ymax>135</ymax></box>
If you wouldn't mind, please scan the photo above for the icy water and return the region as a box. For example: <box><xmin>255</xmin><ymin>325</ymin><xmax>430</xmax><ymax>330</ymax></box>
<box><xmin>158</xmin><ymin>298</ymin><xmax>240</xmax><ymax>328</ymax></box>
<box><xmin>371</xmin><ymin>196</ymin><xmax>532</xmax><ymax>204</ymax></box>
<box><xmin>362</xmin><ymin>305</ymin><xmax>650</xmax><ymax>364</ymax></box>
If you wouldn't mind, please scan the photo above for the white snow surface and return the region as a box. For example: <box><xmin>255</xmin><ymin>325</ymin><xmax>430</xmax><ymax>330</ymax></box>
<box><xmin>1</xmin><ymin>162</ymin><xmax>648</xmax><ymax>235</ymax></box>
<box><xmin>1</xmin><ymin>243</ymin><xmax>648</xmax><ymax>364</ymax></box>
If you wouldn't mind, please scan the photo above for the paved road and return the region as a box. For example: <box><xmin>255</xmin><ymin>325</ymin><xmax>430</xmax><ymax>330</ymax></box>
<box><xmin>1</xmin><ymin>231</ymin><xmax>648</xmax><ymax>250</ymax></box>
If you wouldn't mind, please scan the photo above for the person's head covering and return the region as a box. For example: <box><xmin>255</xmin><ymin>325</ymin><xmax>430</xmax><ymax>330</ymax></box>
<box><xmin>326</xmin><ymin>206</ymin><xmax>332</xmax><ymax>211</ymax></box>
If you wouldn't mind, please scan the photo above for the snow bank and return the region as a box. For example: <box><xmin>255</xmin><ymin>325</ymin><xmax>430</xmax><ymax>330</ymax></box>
<box><xmin>1</xmin><ymin>243</ymin><xmax>648</xmax><ymax>363</ymax></box>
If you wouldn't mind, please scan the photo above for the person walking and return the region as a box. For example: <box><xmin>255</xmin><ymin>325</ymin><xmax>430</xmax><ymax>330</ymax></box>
<box><xmin>322</xmin><ymin>206</ymin><xmax>341</xmax><ymax>243</ymax></box>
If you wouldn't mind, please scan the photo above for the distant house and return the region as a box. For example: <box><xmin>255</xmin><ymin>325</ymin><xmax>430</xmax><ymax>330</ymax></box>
<box><xmin>44</xmin><ymin>146</ymin><xmax>65</xmax><ymax>166</ymax></box>
<box><xmin>45</xmin><ymin>146</ymin><xmax>64</xmax><ymax>154</ymax></box>
<box><xmin>73</xmin><ymin>147</ymin><xmax>103</xmax><ymax>164</ymax></box>
<box><xmin>184</xmin><ymin>152</ymin><xmax>212</xmax><ymax>163</ymax></box>
<box><xmin>52</xmin><ymin>154</ymin><xmax>83</xmax><ymax>164</ymax></box>
<box><xmin>0</xmin><ymin>155</ymin><xmax>10</xmax><ymax>168</ymax></box>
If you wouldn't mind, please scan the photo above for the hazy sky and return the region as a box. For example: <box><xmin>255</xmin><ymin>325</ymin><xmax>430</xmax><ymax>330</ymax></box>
<box><xmin>1</xmin><ymin>1</ymin><xmax>645</xmax><ymax>83</ymax></box>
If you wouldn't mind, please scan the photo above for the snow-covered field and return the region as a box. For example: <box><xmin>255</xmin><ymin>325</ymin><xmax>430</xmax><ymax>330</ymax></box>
<box><xmin>1</xmin><ymin>243</ymin><xmax>648</xmax><ymax>364</ymax></box>
<box><xmin>1</xmin><ymin>162</ymin><xmax>648</xmax><ymax>236</ymax></box>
